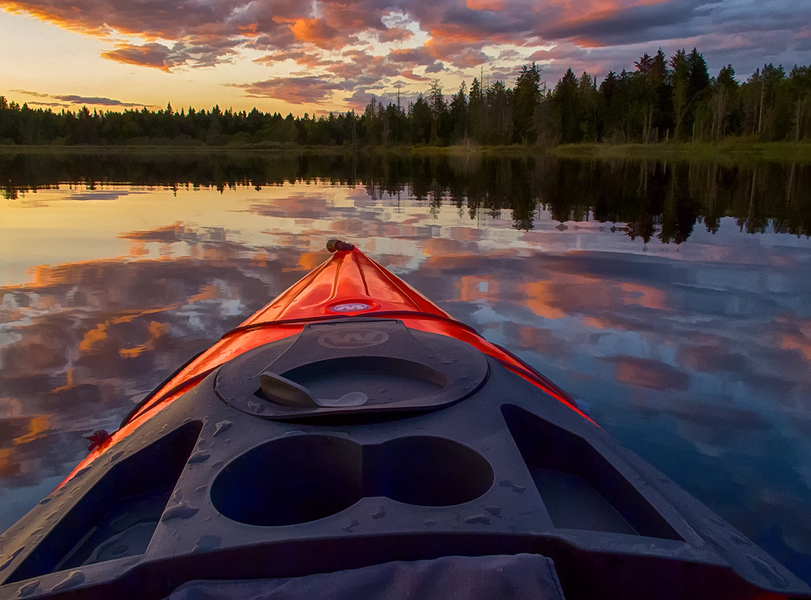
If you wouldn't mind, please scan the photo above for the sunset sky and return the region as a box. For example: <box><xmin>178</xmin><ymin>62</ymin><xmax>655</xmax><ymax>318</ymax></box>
<box><xmin>1</xmin><ymin>0</ymin><xmax>810</xmax><ymax>115</ymax></box>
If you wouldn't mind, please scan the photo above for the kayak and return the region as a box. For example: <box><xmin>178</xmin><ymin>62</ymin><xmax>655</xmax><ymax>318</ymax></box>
<box><xmin>0</xmin><ymin>240</ymin><xmax>808</xmax><ymax>600</ymax></box>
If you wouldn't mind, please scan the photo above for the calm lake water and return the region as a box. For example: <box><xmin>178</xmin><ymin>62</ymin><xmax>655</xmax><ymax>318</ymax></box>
<box><xmin>1</xmin><ymin>151</ymin><xmax>810</xmax><ymax>583</ymax></box>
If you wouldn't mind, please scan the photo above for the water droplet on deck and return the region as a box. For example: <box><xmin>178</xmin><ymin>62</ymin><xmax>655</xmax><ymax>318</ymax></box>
<box><xmin>51</xmin><ymin>571</ymin><xmax>85</xmax><ymax>591</ymax></box>
<box><xmin>161</xmin><ymin>501</ymin><xmax>198</xmax><ymax>521</ymax></box>
<box><xmin>730</xmin><ymin>532</ymin><xmax>751</xmax><ymax>546</ymax></box>
<box><xmin>464</xmin><ymin>514</ymin><xmax>491</xmax><ymax>525</ymax></box>
<box><xmin>17</xmin><ymin>581</ymin><xmax>39</xmax><ymax>597</ymax></box>
<box><xmin>498</xmin><ymin>480</ymin><xmax>525</xmax><ymax>493</ymax></box>
<box><xmin>188</xmin><ymin>451</ymin><xmax>211</xmax><ymax>464</ymax></box>
<box><xmin>246</xmin><ymin>401</ymin><xmax>265</xmax><ymax>413</ymax></box>
<box><xmin>746</xmin><ymin>555</ymin><xmax>788</xmax><ymax>589</ymax></box>
<box><xmin>213</xmin><ymin>421</ymin><xmax>232</xmax><ymax>437</ymax></box>
<box><xmin>0</xmin><ymin>547</ymin><xmax>24</xmax><ymax>572</ymax></box>
<box><xmin>107</xmin><ymin>450</ymin><xmax>125</xmax><ymax>464</ymax></box>
<box><xmin>343</xmin><ymin>520</ymin><xmax>360</xmax><ymax>533</ymax></box>
<box><xmin>74</xmin><ymin>466</ymin><xmax>91</xmax><ymax>478</ymax></box>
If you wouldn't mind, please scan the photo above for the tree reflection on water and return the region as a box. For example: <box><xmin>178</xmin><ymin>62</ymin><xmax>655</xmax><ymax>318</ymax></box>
<box><xmin>2</xmin><ymin>152</ymin><xmax>810</xmax><ymax>238</ymax></box>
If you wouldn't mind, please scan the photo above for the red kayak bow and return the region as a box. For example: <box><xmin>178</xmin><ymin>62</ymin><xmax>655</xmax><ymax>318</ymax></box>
<box><xmin>61</xmin><ymin>241</ymin><xmax>586</xmax><ymax>485</ymax></box>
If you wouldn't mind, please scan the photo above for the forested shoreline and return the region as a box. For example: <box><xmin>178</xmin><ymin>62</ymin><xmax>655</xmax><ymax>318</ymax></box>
<box><xmin>1</xmin><ymin>48</ymin><xmax>810</xmax><ymax>147</ymax></box>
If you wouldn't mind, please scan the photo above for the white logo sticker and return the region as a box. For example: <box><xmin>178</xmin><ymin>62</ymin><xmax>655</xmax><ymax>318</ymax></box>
<box><xmin>318</xmin><ymin>330</ymin><xmax>390</xmax><ymax>349</ymax></box>
<box><xmin>331</xmin><ymin>303</ymin><xmax>370</xmax><ymax>312</ymax></box>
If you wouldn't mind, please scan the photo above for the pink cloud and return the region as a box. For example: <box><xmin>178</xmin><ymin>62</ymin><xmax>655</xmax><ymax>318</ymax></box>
<box><xmin>378</xmin><ymin>26</ymin><xmax>413</xmax><ymax>43</ymax></box>
<box><xmin>253</xmin><ymin>49</ymin><xmax>336</xmax><ymax>67</ymax></box>
<box><xmin>285</xmin><ymin>17</ymin><xmax>358</xmax><ymax>50</ymax></box>
<box><xmin>102</xmin><ymin>43</ymin><xmax>192</xmax><ymax>71</ymax></box>
<box><xmin>229</xmin><ymin>76</ymin><xmax>340</xmax><ymax>104</ymax></box>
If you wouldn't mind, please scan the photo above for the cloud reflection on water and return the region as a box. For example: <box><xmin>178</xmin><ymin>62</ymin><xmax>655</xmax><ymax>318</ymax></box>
<box><xmin>0</xmin><ymin>175</ymin><xmax>809</xmax><ymax>582</ymax></box>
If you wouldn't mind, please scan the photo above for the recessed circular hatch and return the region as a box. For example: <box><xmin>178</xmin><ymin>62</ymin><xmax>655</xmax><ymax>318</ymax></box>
<box><xmin>215</xmin><ymin>319</ymin><xmax>489</xmax><ymax>420</ymax></box>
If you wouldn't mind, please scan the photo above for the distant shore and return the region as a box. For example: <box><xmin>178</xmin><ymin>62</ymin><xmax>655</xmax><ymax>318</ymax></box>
<box><xmin>1</xmin><ymin>141</ymin><xmax>810</xmax><ymax>162</ymax></box>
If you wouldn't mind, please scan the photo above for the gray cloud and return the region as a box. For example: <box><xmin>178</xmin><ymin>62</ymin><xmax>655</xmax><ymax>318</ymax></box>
<box><xmin>54</xmin><ymin>94</ymin><xmax>145</xmax><ymax>107</ymax></box>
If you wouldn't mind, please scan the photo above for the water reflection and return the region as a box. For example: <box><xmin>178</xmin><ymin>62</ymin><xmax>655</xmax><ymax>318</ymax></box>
<box><xmin>0</xmin><ymin>155</ymin><xmax>809</xmax><ymax>584</ymax></box>
<box><xmin>2</xmin><ymin>152</ymin><xmax>810</xmax><ymax>238</ymax></box>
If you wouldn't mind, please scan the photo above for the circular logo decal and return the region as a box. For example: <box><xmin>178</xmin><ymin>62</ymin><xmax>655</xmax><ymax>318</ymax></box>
<box><xmin>331</xmin><ymin>303</ymin><xmax>370</xmax><ymax>312</ymax></box>
<box><xmin>318</xmin><ymin>329</ymin><xmax>390</xmax><ymax>349</ymax></box>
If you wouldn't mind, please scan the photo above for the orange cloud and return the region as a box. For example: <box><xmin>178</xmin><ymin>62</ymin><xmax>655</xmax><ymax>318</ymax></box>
<box><xmin>422</xmin><ymin>237</ymin><xmax>467</xmax><ymax>257</ymax></box>
<box><xmin>520</xmin><ymin>281</ymin><xmax>566</xmax><ymax>320</ymax></box>
<box><xmin>254</xmin><ymin>50</ymin><xmax>335</xmax><ymax>68</ymax></box>
<box><xmin>121</xmin><ymin>222</ymin><xmax>187</xmax><ymax>242</ymax></box>
<box><xmin>612</xmin><ymin>356</ymin><xmax>690</xmax><ymax>391</ymax></box>
<box><xmin>298</xmin><ymin>252</ymin><xmax>328</xmax><ymax>271</ymax></box>
<box><xmin>584</xmin><ymin>316</ymin><xmax>613</xmax><ymax>329</ymax></box>
<box><xmin>188</xmin><ymin>285</ymin><xmax>221</xmax><ymax>303</ymax></box>
<box><xmin>466</xmin><ymin>0</ymin><xmax>503</xmax><ymax>9</ymax></box>
<box><xmin>619</xmin><ymin>282</ymin><xmax>668</xmax><ymax>310</ymax></box>
<box><xmin>424</xmin><ymin>35</ymin><xmax>489</xmax><ymax>67</ymax></box>
<box><xmin>458</xmin><ymin>275</ymin><xmax>498</xmax><ymax>302</ymax></box>
<box><xmin>378</xmin><ymin>26</ymin><xmax>413</xmax><ymax>42</ymax></box>
<box><xmin>80</xmin><ymin>322</ymin><xmax>110</xmax><ymax>353</ymax></box>
<box><xmin>289</xmin><ymin>18</ymin><xmax>354</xmax><ymax>50</ymax></box>
<box><xmin>780</xmin><ymin>323</ymin><xmax>811</xmax><ymax>361</ymax></box>
<box><xmin>119</xmin><ymin>320</ymin><xmax>167</xmax><ymax>358</ymax></box>
<box><xmin>12</xmin><ymin>416</ymin><xmax>51</xmax><ymax>445</ymax></box>
<box><xmin>514</xmin><ymin>325</ymin><xmax>556</xmax><ymax>352</ymax></box>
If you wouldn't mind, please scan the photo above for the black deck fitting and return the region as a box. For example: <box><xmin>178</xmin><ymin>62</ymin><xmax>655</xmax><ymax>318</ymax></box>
<box><xmin>327</xmin><ymin>239</ymin><xmax>356</xmax><ymax>253</ymax></box>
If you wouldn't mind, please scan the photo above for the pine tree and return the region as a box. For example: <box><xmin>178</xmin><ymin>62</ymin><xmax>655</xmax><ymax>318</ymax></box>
<box><xmin>468</xmin><ymin>78</ymin><xmax>486</xmax><ymax>143</ymax></box>
<box><xmin>513</xmin><ymin>63</ymin><xmax>542</xmax><ymax>143</ymax></box>
<box><xmin>669</xmin><ymin>50</ymin><xmax>690</xmax><ymax>140</ymax></box>
<box><xmin>449</xmin><ymin>82</ymin><xmax>468</xmax><ymax>143</ymax></box>
<box><xmin>553</xmin><ymin>69</ymin><xmax>581</xmax><ymax>143</ymax></box>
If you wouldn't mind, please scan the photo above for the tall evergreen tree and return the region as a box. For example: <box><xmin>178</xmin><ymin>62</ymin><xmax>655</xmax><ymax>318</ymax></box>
<box><xmin>788</xmin><ymin>65</ymin><xmax>811</xmax><ymax>141</ymax></box>
<box><xmin>449</xmin><ymin>82</ymin><xmax>469</xmax><ymax>143</ymax></box>
<box><xmin>670</xmin><ymin>49</ymin><xmax>690</xmax><ymax>140</ymax></box>
<box><xmin>553</xmin><ymin>69</ymin><xmax>581</xmax><ymax>143</ymax></box>
<box><xmin>427</xmin><ymin>80</ymin><xmax>448</xmax><ymax>144</ymax></box>
<box><xmin>513</xmin><ymin>63</ymin><xmax>542</xmax><ymax>144</ymax></box>
<box><xmin>486</xmin><ymin>81</ymin><xmax>513</xmax><ymax>144</ymax></box>
<box><xmin>468</xmin><ymin>77</ymin><xmax>487</xmax><ymax>143</ymax></box>
<box><xmin>710</xmin><ymin>65</ymin><xmax>739</xmax><ymax>141</ymax></box>
<box><xmin>410</xmin><ymin>95</ymin><xmax>432</xmax><ymax>144</ymax></box>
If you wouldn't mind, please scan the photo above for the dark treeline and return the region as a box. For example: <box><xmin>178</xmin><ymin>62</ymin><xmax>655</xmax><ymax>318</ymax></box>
<box><xmin>2</xmin><ymin>152</ymin><xmax>809</xmax><ymax>239</ymax></box>
<box><xmin>1</xmin><ymin>48</ymin><xmax>811</xmax><ymax>147</ymax></box>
